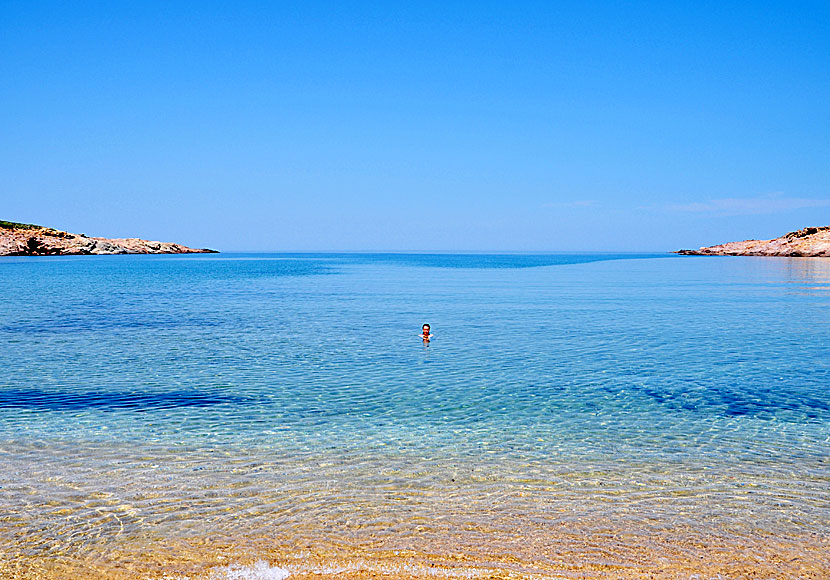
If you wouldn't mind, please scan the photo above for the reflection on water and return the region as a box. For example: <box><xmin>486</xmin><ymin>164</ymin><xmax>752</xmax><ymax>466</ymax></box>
<box><xmin>0</xmin><ymin>253</ymin><xmax>828</xmax><ymax>579</ymax></box>
<box><xmin>782</xmin><ymin>256</ymin><xmax>830</xmax><ymax>289</ymax></box>
<box><xmin>731</xmin><ymin>255</ymin><xmax>830</xmax><ymax>291</ymax></box>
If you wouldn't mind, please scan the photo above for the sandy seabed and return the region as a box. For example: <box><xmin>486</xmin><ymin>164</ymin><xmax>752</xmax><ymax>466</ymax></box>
<box><xmin>3</xmin><ymin>521</ymin><xmax>828</xmax><ymax>580</ymax></box>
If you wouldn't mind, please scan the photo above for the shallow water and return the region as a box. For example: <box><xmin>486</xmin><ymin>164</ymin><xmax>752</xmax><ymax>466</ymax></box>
<box><xmin>0</xmin><ymin>253</ymin><xmax>828</xmax><ymax>579</ymax></box>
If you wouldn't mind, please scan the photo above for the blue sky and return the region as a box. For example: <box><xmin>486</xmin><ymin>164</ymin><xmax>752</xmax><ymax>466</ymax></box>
<box><xmin>1</xmin><ymin>1</ymin><xmax>828</xmax><ymax>251</ymax></box>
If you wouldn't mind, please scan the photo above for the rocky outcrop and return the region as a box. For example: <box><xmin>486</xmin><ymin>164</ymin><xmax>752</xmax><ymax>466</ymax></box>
<box><xmin>677</xmin><ymin>226</ymin><xmax>830</xmax><ymax>257</ymax></box>
<box><xmin>0</xmin><ymin>221</ymin><xmax>217</xmax><ymax>256</ymax></box>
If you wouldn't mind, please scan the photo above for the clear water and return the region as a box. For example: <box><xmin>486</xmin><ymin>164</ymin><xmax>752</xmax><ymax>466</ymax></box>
<box><xmin>0</xmin><ymin>253</ymin><xmax>828</xmax><ymax>579</ymax></box>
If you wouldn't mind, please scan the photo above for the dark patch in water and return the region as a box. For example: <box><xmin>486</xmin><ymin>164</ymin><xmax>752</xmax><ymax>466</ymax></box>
<box><xmin>348</xmin><ymin>253</ymin><xmax>667</xmax><ymax>269</ymax></box>
<box><xmin>633</xmin><ymin>382</ymin><xmax>830</xmax><ymax>421</ymax></box>
<box><xmin>0</xmin><ymin>313</ymin><xmax>222</xmax><ymax>335</ymax></box>
<box><xmin>0</xmin><ymin>388</ymin><xmax>248</xmax><ymax>412</ymax></box>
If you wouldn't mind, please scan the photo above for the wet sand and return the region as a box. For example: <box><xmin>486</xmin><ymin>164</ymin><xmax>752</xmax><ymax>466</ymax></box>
<box><xmin>3</xmin><ymin>518</ymin><xmax>828</xmax><ymax>580</ymax></box>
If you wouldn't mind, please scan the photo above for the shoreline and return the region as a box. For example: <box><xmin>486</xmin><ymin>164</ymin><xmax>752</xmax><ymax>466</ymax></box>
<box><xmin>4</xmin><ymin>529</ymin><xmax>827</xmax><ymax>580</ymax></box>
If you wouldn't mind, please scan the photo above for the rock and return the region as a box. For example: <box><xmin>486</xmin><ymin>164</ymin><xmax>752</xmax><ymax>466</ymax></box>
<box><xmin>0</xmin><ymin>221</ymin><xmax>218</xmax><ymax>256</ymax></box>
<box><xmin>26</xmin><ymin>237</ymin><xmax>43</xmax><ymax>254</ymax></box>
<box><xmin>676</xmin><ymin>226</ymin><xmax>830</xmax><ymax>257</ymax></box>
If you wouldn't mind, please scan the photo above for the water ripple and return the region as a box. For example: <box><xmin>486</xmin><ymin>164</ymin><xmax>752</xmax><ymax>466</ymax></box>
<box><xmin>0</xmin><ymin>388</ymin><xmax>250</xmax><ymax>411</ymax></box>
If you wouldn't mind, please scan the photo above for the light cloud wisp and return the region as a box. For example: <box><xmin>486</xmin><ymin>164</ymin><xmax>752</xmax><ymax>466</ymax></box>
<box><xmin>665</xmin><ymin>195</ymin><xmax>830</xmax><ymax>216</ymax></box>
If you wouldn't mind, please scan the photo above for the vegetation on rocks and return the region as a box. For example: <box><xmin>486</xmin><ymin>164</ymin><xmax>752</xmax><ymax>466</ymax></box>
<box><xmin>0</xmin><ymin>220</ymin><xmax>44</xmax><ymax>230</ymax></box>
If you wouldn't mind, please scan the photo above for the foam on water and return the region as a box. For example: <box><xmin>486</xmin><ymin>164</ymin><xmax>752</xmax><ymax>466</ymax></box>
<box><xmin>155</xmin><ymin>560</ymin><xmax>527</xmax><ymax>580</ymax></box>
<box><xmin>210</xmin><ymin>561</ymin><xmax>290</xmax><ymax>580</ymax></box>
<box><xmin>154</xmin><ymin>559</ymin><xmax>510</xmax><ymax>580</ymax></box>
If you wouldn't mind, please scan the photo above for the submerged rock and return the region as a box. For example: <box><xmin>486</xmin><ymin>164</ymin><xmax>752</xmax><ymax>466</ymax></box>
<box><xmin>676</xmin><ymin>226</ymin><xmax>830</xmax><ymax>257</ymax></box>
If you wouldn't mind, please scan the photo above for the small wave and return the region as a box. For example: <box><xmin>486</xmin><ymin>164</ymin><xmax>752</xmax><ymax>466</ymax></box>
<box><xmin>289</xmin><ymin>561</ymin><xmax>507</xmax><ymax>579</ymax></box>
<box><xmin>204</xmin><ymin>560</ymin><xmax>508</xmax><ymax>580</ymax></box>
<box><xmin>210</xmin><ymin>561</ymin><xmax>290</xmax><ymax>580</ymax></box>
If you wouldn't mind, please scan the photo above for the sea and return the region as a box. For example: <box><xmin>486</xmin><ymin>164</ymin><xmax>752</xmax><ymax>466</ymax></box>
<box><xmin>0</xmin><ymin>253</ymin><xmax>828</xmax><ymax>580</ymax></box>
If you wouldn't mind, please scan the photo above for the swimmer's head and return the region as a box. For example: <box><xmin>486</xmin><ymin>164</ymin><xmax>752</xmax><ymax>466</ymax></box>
<box><xmin>422</xmin><ymin>324</ymin><xmax>430</xmax><ymax>333</ymax></box>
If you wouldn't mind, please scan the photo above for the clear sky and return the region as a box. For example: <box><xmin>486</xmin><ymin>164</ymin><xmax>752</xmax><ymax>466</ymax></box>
<box><xmin>1</xmin><ymin>1</ymin><xmax>828</xmax><ymax>252</ymax></box>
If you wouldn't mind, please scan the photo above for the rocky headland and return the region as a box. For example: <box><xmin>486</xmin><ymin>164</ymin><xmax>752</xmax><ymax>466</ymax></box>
<box><xmin>0</xmin><ymin>220</ymin><xmax>217</xmax><ymax>256</ymax></box>
<box><xmin>677</xmin><ymin>226</ymin><xmax>830</xmax><ymax>257</ymax></box>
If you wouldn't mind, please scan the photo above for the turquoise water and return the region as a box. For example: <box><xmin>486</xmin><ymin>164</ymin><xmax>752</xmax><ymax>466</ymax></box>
<box><xmin>1</xmin><ymin>253</ymin><xmax>828</xmax><ymax>578</ymax></box>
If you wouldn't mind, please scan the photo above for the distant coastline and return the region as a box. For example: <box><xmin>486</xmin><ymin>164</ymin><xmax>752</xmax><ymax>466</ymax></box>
<box><xmin>676</xmin><ymin>226</ymin><xmax>830</xmax><ymax>257</ymax></box>
<box><xmin>0</xmin><ymin>220</ymin><xmax>217</xmax><ymax>256</ymax></box>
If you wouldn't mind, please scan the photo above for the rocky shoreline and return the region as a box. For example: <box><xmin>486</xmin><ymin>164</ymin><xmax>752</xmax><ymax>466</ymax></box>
<box><xmin>676</xmin><ymin>226</ymin><xmax>830</xmax><ymax>257</ymax></box>
<box><xmin>0</xmin><ymin>221</ymin><xmax>217</xmax><ymax>256</ymax></box>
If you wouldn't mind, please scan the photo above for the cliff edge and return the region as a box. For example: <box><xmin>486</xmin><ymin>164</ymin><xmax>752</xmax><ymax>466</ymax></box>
<box><xmin>676</xmin><ymin>226</ymin><xmax>830</xmax><ymax>257</ymax></box>
<box><xmin>0</xmin><ymin>220</ymin><xmax>218</xmax><ymax>256</ymax></box>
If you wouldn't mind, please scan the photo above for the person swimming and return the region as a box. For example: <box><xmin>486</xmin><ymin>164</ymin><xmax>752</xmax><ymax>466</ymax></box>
<box><xmin>420</xmin><ymin>323</ymin><xmax>433</xmax><ymax>342</ymax></box>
